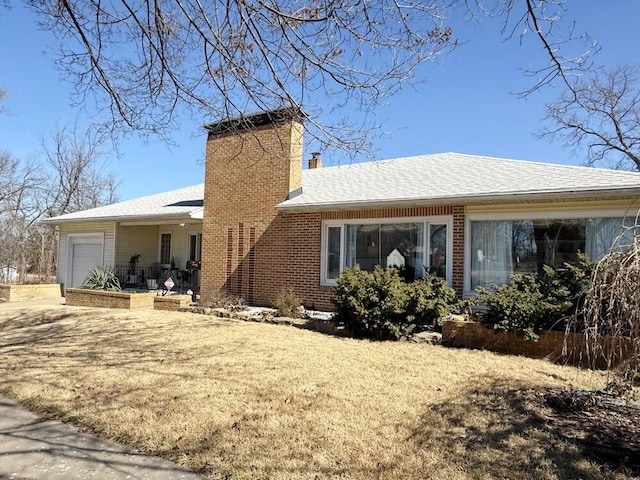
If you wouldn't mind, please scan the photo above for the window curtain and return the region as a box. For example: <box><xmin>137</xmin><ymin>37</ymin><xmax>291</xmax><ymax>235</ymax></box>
<box><xmin>345</xmin><ymin>224</ymin><xmax>358</xmax><ymax>268</ymax></box>
<box><xmin>586</xmin><ymin>218</ymin><xmax>624</xmax><ymax>260</ymax></box>
<box><xmin>415</xmin><ymin>224</ymin><xmax>425</xmax><ymax>279</ymax></box>
<box><xmin>471</xmin><ymin>221</ymin><xmax>514</xmax><ymax>289</ymax></box>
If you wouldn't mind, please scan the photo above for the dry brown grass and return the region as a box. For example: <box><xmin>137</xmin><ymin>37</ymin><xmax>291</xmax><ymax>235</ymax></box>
<box><xmin>0</xmin><ymin>305</ymin><xmax>625</xmax><ymax>479</ymax></box>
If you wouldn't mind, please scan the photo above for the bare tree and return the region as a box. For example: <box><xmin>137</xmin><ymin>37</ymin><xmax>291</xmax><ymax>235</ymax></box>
<box><xmin>542</xmin><ymin>65</ymin><xmax>640</xmax><ymax>171</ymax></box>
<box><xmin>25</xmin><ymin>0</ymin><xmax>457</xmax><ymax>153</ymax></box>
<box><xmin>33</xmin><ymin>124</ymin><xmax>119</xmax><ymax>279</ymax></box>
<box><xmin>39</xmin><ymin>124</ymin><xmax>119</xmax><ymax>217</ymax></box>
<box><xmin>461</xmin><ymin>0</ymin><xmax>597</xmax><ymax>97</ymax></box>
<box><xmin>21</xmin><ymin>0</ymin><xmax>603</xmax><ymax>153</ymax></box>
<box><xmin>0</xmin><ymin>124</ymin><xmax>119</xmax><ymax>282</ymax></box>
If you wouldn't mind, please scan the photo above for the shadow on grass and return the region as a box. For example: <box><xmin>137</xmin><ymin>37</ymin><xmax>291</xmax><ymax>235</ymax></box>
<box><xmin>409</xmin><ymin>378</ymin><xmax>635</xmax><ymax>479</ymax></box>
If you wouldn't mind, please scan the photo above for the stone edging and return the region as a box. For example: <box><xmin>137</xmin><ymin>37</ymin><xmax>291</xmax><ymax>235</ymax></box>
<box><xmin>177</xmin><ymin>305</ymin><xmax>353</xmax><ymax>337</ymax></box>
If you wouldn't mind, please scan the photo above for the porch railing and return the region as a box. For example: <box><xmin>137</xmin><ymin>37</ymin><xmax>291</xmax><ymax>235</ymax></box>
<box><xmin>112</xmin><ymin>265</ymin><xmax>199</xmax><ymax>294</ymax></box>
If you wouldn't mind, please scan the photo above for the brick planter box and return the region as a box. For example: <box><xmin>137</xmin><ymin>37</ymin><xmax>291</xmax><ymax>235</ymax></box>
<box><xmin>442</xmin><ymin>320</ymin><xmax>633</xmax><ymax>369</ymax></box>
<box><xmin>65</xmin><ymin>288</ymin><xmax>156</xmax><ymax>310</ymax></box>
<box><xmin>154</xmin><ymin>294</ymin><xmax>192</xmax><ymax>311</ymax></box>
<box><xmin>0</xmin><ymin>284</ymin><xmax>63</xmax><ymax>302</ymax></box>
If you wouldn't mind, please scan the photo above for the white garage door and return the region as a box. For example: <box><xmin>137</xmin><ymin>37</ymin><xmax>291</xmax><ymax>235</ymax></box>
<box><xmin>71</xmin><ymin>243</ymin><xmax>102</xmax><ymax>287</ymax></box>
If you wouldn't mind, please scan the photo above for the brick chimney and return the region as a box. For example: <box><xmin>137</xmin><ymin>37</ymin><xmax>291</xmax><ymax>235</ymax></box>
<box><xmin>308</xmin><ymin>152</ymin><xmax>322</xmax><ymax>169</ymax></box>
<box><xmin>200</xmin><ymin>108</ymin><xmax>304</xmax><ymax>303</ymax></box>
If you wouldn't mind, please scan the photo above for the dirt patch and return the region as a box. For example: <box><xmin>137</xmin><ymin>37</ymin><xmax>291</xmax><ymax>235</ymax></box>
<box><xmin>546</xmin><ymin>390</ymin><xmax>640</xmax><ymax>476</ymax></box>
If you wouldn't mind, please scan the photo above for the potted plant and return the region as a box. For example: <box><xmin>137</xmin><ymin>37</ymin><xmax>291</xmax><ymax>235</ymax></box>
<box><xmin>128</xmin><ymin>254</ymin><xmax>141</xmax><ymax>286</ymax></box>
<box><xmin>147</xmin><ymin>262</ymin><xmax>161</xmax><ymax>290</ymax></box>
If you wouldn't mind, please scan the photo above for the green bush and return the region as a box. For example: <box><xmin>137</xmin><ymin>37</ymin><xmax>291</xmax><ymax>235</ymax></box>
<box><xmin>473</xmin><ymin>255</ymin><xmax>593</xmax><ymax>340</ymax></box>
<box><xmin>333</xmin><ymin>266</ymin><xmax>458</xmax><ymax>340</ymax></box>
<box><xmin>82</xmin><ymin>266</ymin><xmax>122</xmax><ymax>291</ymax></box>
<box><xmin>405</xmin><ymin>275</ymin><xmax>458</xmax><ymax>328</ymax></box>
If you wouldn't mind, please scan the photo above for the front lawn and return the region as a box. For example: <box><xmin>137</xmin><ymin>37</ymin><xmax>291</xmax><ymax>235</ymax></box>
<box><xmin>0</xmin><ymin>305</ymin><xmax>632</xmax><ymax>479</ymax></box>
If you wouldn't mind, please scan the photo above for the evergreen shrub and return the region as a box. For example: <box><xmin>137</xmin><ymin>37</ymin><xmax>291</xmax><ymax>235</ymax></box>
<box><xmin>333</xmin><ymin>266</ymin><xmax>459</xmax><ymax>340</ymax></box>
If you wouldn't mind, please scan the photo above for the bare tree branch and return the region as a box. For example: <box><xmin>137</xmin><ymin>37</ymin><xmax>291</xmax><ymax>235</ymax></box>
<box><xmin>24</xmin><ymin>0</ymin><xmax>457</xmax><ymax>154</ymax></box>
<box><xmin>541</xmin><ymin>65</ymin><xmax>640</xmax><ymax>171</ymax></box>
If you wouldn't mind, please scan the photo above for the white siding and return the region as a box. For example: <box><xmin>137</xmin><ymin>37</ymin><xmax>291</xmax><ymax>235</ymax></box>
<box><xmin>116</xmin><ymin>225</ymin><xmax>159</xmax><ymax>267</ymax></box>
<box><xmin>58</xmin><ymin>222</ymin><xmax>116</xmax><ymax>285</ymax></box>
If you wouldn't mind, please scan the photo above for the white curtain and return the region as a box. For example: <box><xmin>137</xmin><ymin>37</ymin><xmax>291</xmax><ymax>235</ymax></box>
<box><xmin>586</xmin><ymin>218</ymin><xmax>625</xmax><ymax>260</ymax></box>
<box><xmin>415</xmin><ymin>223</ymin><xmax>425</xmax><ymax>279</ymax></box>
<box><xmin>470</xmin><ymin>221</ymin><xmax>514</xmax><ymax>289</ymax></box>
<box><xmin>345</xmin><ymin>224</ymin><xmax>358</xmax><ymax>268</ymax></box>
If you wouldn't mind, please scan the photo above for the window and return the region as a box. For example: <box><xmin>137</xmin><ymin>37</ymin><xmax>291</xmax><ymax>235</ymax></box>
<box><xmin>468</xmin><ymin>216</ymin><xmax>638</xmax><ymax>290</ymax></box>
<box><xmin>326</xmin><ymin>226</ymin><xmax>341</xmax><ymax>280</ymax></box>
<box><xmin>188</xmin><ymin>233</ymin><xmax>202</xmax><ymax>261</ymax></box>
<box><xmin>160</xmin><ymin>233</ymin><xmax>172</xmax><ymax>264</ymax></box>
<box><xmin>322</xmin><ymin>217</ymin><xmax>452</xmax><ymax>285</ymax></box>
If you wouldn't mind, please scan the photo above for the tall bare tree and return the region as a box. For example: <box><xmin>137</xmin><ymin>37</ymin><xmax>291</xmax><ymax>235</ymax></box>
<box><xmin>0</xmin><ymin>123</ymin><xmax>119</xmax><ymax>282</ymax></box>
<box><xmin>25</xmin><ymin>0</ymin><xmax>457</xmax><ymax>152</ymax></box>
<box><xmin>40</xmin><ymin>124</ymin><xmax>119</xmax><ymax>217</ymax></box>
<box><xmin>34</xmin><ymin>124</ymin><xmax>119</xmax><ymax>278</ymax></box>
<box><xmin>542</xmin><ymin>65</ymin><xmax>640</xmax><ymax>171</ymax></box>
<box><xmin>19</xmin><ymin>0</ymin><xmax>603</xmax><ymax>154</ymax></box>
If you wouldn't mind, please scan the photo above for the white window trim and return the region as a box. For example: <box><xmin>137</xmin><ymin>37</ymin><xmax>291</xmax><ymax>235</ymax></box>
<box><xmin>158</xmin><ymin>231</ymin><xmax>172</xmax><ymax>265</ymax></box>
<box><xmin>321</xmin><ymin>216</ymin><xmax>454</xmax><ymax>286</ymax></box>
<box><xmin>463</xmin><ymin>208</ymin><xmax>635</xmax><ymax>296</ymax></box>
<box><xmin>65</xmin><ymin>233</ymin><xmax>105</xmax><ymax>289</ymax></box>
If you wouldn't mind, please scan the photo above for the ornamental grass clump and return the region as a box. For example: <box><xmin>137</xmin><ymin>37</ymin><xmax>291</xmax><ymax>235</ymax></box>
<box><xmin>82</xmin><ymin>266</ymin><xmax>122</xmax><ymax>291</ymax></box>
<box><xmin>578</xmin><ymin>238</ymin><xmax>640</xmax><ymax>393</ymax></box>
<box><xmin>273</xmin><ymin>288</ymin><xmax>303</xmax><ymax>318</ymax></box>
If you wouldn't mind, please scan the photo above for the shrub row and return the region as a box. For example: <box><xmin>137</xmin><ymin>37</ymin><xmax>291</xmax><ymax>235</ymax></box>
<box><xmin>332</xmin><ymin>255</ymin><xmax>593</xmax><ymax>341</ymax></box>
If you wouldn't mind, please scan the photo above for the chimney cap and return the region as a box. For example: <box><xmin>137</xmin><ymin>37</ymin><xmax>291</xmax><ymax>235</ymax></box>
<box><xmin>204</xmin><ymin>107</ymin><xmax>305</xmax><ymax>136</ymax></box>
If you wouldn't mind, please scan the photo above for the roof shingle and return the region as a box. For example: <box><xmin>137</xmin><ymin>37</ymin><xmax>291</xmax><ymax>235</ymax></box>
<box><xmin>278</xmin><ymin>152</ymin><xmax>640</xmax><ymax>210</ymax></box>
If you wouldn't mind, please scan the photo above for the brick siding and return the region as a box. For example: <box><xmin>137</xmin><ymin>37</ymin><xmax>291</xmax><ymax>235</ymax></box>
<box><xmin>442</xmin><ymin>320</ymin><xmax>633</xmax><ymax>368</ymax></box>
<box><xmin>200</xmin><ymin>114</ymin><xmax>467</xmax><ymax>311</ymax></box>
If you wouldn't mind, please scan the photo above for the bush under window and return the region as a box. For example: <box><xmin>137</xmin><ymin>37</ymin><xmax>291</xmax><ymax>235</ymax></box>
<box><xmin>473</xmin><ymin>254</ymin><xmax>593</xmax><ymax>340</ymax></box>
<box><xmin>333</xmin><ymin>266</ymin><xmax>459</xmax><ymax>340</ymax></box>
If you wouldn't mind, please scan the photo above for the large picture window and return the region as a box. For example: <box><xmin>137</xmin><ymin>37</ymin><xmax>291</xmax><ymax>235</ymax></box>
<box><xmin>322</xmin><ymin>218</ymin><xmax>452</xmax><ymax>285</ymax></box>
<box><xmin>469</xmin><ymin>216</ymin><xmax>637</xmax><ymax>290</ymax></box>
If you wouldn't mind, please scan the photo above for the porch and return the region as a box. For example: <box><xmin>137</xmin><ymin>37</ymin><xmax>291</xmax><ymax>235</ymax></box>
<box><xmin>112</xmin><ymin>262</ymin><xmax>201</xmax><ymax>294</ymax></box>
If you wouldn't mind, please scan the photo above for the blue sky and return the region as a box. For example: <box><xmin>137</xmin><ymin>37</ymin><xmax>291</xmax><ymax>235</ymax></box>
<box><xmin>1</xmin><ymin>2</ymin><xmax>638</xmax><ymax>201</ymax></box>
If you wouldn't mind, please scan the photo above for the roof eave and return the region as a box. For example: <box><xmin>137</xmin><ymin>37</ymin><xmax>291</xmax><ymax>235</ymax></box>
<box><xmin>40</xmin><ymin>211</ymin><xmax>202</xmax><ymax>225</ymax></box>
<box><xmin>275</xmin><ymin>187</ymin><xmax>640</xmax><ymax>213</ymax></box>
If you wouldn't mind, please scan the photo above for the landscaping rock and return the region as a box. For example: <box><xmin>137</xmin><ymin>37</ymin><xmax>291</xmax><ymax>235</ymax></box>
<box><xmin>410</xmin><ymin>331</ymin><xmax>442</xmax><ymax>345</ymax></box>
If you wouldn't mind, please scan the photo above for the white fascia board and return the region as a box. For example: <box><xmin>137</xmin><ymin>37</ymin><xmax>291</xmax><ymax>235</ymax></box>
<box><xmin>40</xmin><ymin>212</ymin><xmax>199</xmax><ymax>225</ymax></box>
<box><xmin>275</xmin><ymin>187</ymin><xmax>640</xmax><ymax>213</ymax></box>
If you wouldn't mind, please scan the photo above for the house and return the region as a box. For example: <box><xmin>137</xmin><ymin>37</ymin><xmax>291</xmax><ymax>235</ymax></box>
<box><xmin>42</xmin><ymin>185</ymin><xmax>204</xmax><ymax>289</ymax></box>
<box><xmin>44</xmin><ymin>108</ymin><xmax>640</xmax><ymax>310</ymax></box>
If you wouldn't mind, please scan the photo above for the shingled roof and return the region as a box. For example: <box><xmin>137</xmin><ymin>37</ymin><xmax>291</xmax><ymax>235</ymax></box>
<box><xmin>43</xmin><ymin>184</ymin><xmax>204</xmax><ymax>224</ymax></box>
<box><xmin>43</xmin><ymin>152</ymin><xmax>640</xmax><ymax>223</ymax></box>
<box><xmin>278</xmin><ymin>152</ymin><xmax>640</xmax><ymax>211</ymax></box>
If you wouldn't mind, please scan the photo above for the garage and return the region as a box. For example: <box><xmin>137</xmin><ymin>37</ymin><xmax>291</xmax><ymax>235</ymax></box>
<box><xmin>67</xmin><ymin>235</ymin><xmax>104</xmax><ymax>288</ymax></box>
